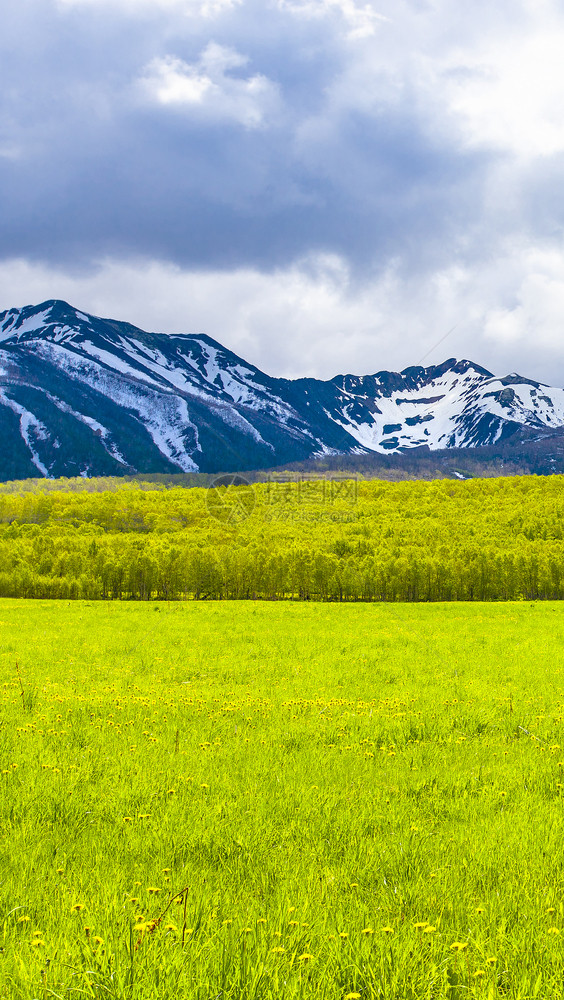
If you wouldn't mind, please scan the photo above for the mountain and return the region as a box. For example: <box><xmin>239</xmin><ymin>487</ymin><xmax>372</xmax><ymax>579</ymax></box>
<box><xmin>1</xmin><ymin>299</ymin><xmax>564</xmax><ymax>481</ymax></box>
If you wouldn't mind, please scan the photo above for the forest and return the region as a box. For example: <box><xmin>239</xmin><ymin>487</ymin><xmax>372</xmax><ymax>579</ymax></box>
<box><xmin>0</xmin><ymin>473</ymin><xmax>563</xmax><ymax>601</ymax></box>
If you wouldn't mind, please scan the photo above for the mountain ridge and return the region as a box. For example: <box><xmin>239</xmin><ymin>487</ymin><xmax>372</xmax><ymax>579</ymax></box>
<box><xmin>1</xmin><ymin>299</ymin><xmax>563</xmax><ymax>481</ymax></box>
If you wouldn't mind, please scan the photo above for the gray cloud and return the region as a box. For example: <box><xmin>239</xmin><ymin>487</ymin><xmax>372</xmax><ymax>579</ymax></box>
<box><xmin>2</xmin><ymin>0</ymin><xmax>564</xmax><ymax>383</ymax></box>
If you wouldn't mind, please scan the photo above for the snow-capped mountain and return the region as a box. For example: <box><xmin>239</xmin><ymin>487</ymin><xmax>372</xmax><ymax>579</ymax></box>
<box><xmin>1</xmin><ymin>299</ymin><xmax>563</xmax><ymax>480</ymax></box>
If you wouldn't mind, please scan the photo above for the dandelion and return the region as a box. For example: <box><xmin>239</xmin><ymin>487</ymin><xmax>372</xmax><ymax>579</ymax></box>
<box><xmin>424</xmin><ymin>926</ymin><xmax>436</xmax><ymax>933</ymax></box>
<box><xmin>450</xmin><ymin>942</ymin><xmax>468</xmax><ymax>951</ymax></box>
<box><xmin>486</xmin><ymin>957</ymin><xmax>497</xmax><ymax>966</ymax></box>
<box><xmin>381</xmin><ymin>926</ymin><xmax>394</xmax><ymax>935</ymax></box>
<box><xmin>344</xmin><ymin>993</ymin><xmax>362</xmax><ymax>999</ymax></box>
<box><xmin>289</xmin><ymin>920</ymin><xmax>299</xmax><ymax>927</ymax></box>
<box><xmin>93</xmin><ymin>936</ymin><xmax>104</xmax><ymax>946</ymax></box>
<box><xmin>17</xmin><ymin>916</ymin><xmax>30</xmax><ymax>924</ymax></box>
<box><xmin>222</xmin><ymin>919</ymin><xmax>233</xmax><ymax>925</ymax></box>
<box><xmin>129</xmin><ymin>897</ymin><xmax>139</xmax><ymax>905</ymax></box>
<box><xmin>474</xmin><ymin>970</ymin><xmax>485</xmax><ymax>978</ymax></box>
<box><xmin>31</xmin><ymin>940</ymin><xmax>45</xmax><ymax>948</ymax></box>
<box><xmin>547</xmin><ymin>907</ymin><xmax>556</xmax><ymax>914</ymax></box>
<box><xmin>361</xmin><ymin>927</ymin><xmax>374</xmax><ymax>935</ymax></box>
<box><xmin>71</xmin><ymin>903</ymin><xmax>85</xmax><ymax>913</ymax></box>
<box><xmin>339</xmin><ymin>931</ymin><xmax>349</xmax><ymax>939</ymax></box>
<box><xmin>547</xmin><ymin>927</ymin><xmax>560</xmax><ymax>935</ymax></box>
<box><xmin>475</xmin><ymin>907</ymin><xmax>485</xmax><ymax>915</ymax></box>
<box><xmin>298</xmin><ymin>952</ymin><xmax>314</xmax><ymax>961</ymax></box>
<box><xmin>123</xmin><ymin>816</ymin><xmax>133</xmax><ymax>823</ymax></box>
<box><xmin>147</xmin><ymin>887</ymin><xmax>161</xmax><ymax>894</ymax></box>
<box><xmin>165</xmin><ymin>923</ymin><xmax>177</xmax><ymax>932</ymax></box>
<box><xmin>271</xmin><ymin>946</ymin><xmax>285</xmax><ymax>954</ymax></box>
<box><xmin>257</xmin><ymin>918</ymin><xmax>267</xmax><ymax>925</ymax></box>
<box><xmin>413</xmin><ymin>922</ymin><xmax>427</xmax><ymax>930</ymax></box>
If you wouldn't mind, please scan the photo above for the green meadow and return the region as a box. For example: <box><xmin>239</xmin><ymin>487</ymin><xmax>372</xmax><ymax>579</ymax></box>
<box><xmin>1</xmin><ymin>599</ymin><xmax>564</xmax><ymax>998</ymax></box>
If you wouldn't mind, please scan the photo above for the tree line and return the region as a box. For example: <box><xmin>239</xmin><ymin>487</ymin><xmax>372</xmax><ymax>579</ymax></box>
<box><xmin>0</xmin><ymin>474</ymin><xmax>563</xmax><ymax>601</ymax></box>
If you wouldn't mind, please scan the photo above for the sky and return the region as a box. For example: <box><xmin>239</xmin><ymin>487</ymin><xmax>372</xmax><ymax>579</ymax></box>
<box><xmin>2</xmin><ymin>0</ymin><xmax>564</xmax><ymax>383</ymax></box>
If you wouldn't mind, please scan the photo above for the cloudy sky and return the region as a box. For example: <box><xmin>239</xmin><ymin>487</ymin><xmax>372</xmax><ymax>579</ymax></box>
<box><xmin>2</xmin><ymin>0</ymin><xmax>564</xmax><ymax>383</ymax></box>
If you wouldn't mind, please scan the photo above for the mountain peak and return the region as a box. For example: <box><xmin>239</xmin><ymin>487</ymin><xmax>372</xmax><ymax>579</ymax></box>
<box><xmin>0</xmin><ymin>299</ymin><xmax>563</xmax><ymax>480</ymax></box>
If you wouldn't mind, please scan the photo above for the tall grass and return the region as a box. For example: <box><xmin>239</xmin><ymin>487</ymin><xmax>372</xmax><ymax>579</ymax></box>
<box><xmin>0</xmin><ymin>599</ymin><xmax>563</xmax><ymax>997</ymax></box>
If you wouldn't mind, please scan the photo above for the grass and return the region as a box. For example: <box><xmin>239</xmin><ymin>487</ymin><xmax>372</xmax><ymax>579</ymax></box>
<box><xmin>1</xmin><ymin>598</ymin><xmax>564</xmax><ymax>998</ymax></box>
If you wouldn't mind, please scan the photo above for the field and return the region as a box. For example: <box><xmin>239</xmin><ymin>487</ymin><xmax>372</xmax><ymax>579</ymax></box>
<box><xmin>1</xmin><ymin>599</ymin><xmax>564</xmax><ymax>999</ymax></box>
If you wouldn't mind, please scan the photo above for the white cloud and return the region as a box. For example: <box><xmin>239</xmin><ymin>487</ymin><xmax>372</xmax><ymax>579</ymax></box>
<box><xmin>442</xmin><ymin>21</ymin><xmax>564</xmax><ymax>157</ymax></box>
<box><xmin>139</xmin><ymin>43</ymin><xmax>280</xmax><ymax>127</ymax></box>
<box><xmin>277</xmin><ymin>0</ymin><xmax>389</xmax><ymax>39</ymax></box>
<box><xmin>3</xmin><ymin>243</ymin><xmax>564</xmax><ymax>386</ymax></box>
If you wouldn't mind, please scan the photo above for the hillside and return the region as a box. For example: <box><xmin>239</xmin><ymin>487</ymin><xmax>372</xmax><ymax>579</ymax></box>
<box><xmin>2</xmin><ymin>299</ymin><xmax>564</xmax><ymax>480</ymax></box>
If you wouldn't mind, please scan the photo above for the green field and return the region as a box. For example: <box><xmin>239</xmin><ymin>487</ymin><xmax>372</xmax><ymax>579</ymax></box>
<box><xmin>1</xmin><ymin>599</ymin><xmax>564</xmax><ymax>998</ymax></box>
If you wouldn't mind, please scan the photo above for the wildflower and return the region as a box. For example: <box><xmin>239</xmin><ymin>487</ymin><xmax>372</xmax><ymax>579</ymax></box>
<box><xmin>147</xmin><ymin>887</ymin><xmax>161</xmax><ymax>894</ymax></box>
<box><xmin>222</xmin><ymin>919</ymin><xmax>233</xmax><ymax>925</ymax></box>
<box><xmin>93</xmin><ymin>936</ymin><xmax>104</xmax><ymax>946</ymax></box>
<box><xmin>475</xmin><ymin>907</ymin><xmax>485</xmax><ymax>915</ymax></box>
<box><xmin>344</xmin><ymin>994</ymin><xmax>362</xmax><ymax>999</ymax></box>
<box><xmin>413</xmin><ymin>922</ymin><xmax>427</xmax><ymax>930</ymax></box>
<box><xmin>129</xmin><ymin>898</ymin><xmax>139</xmax><ymax>905</ymax></box>
<box><xmin>361</xmin><ymin>927</ymin><xmax>374</xmax><ymax>935</ymax></box>
<box><xmin>165</xmin><ymin>923</ymin><xmax>177</xmax><ymax>932</ymax></box>
<box><xmin>71</xmin><ymin>903</ymin><xmax>85</xmax><ymax>913</ymax></box>
<box><xmin>257</xmin><ymin>918</ymin><xmax>267</xmax><ymax>925</ymax></box>
<box><xmin>271</xmin><ymin>946</ymin><xmax>285</xmax><ymax>954</ymax></box>
<box><xmin>32</xmin><ymin>930</ymin><xmax>43</xmax><ymax>938</ymax></box>
<box><xmin>547</xmin><ymin>908</ymin><xmax>556</xmax><ymax>914</ymax></box>
<box><xmin>298</xmin><ymin>952</ymin><xmax>314</xmax><ymax>961</ymax></box>
<box><xmin>547</xmin><ymin>927</ymin><xmax>560</xmax><ymax>935</ymax></box>
<box><xmin>31</xmin><ymin>940</ymin><xmax>45</xmax><ymax>948</ymax></box>
<box><xmin>289</xmin><ymin>920</ymin><xmax>299</xmax><ymax>927</ymax></box>
<box><xmin>287</xmin><ymin>907</ymin><xmax>296</xmax><ymax>913</ymax></box>
<box><xmin>450</xmin><ymin>942</ymin><xmax>468</xmax><ymax>951</ymax></box>
<box><xmin>339</xmin><ymin>931</ymin><xmax>349</xmax><ymax>939</ymax></box>
<box><xmin>424</xmin><ymin>925</ymin><xmax>436</xmax><ymax>933</ymax></box>
<box><xmin>381</xmin><ymin>926</ymin><xmax>394</xmax><ymax>934</ymax></box>
<box><xmin>474</xmin><ymin>970</ymin><xmax>485</xmax><ymax>978</ymax></box>
<box><xmin>17</xmin><ymin>916</ymin><xmax>30</xmax><ymax>924</ymax></box>
<box><xmin>486</xmin><ymin>957</ymin><xmax>497</xmax><ymax>965</ymax></box>
<box><xmin>123</xmin><ymin>817</ymin><xmax>133</xmax><ymax>823</ymax></box>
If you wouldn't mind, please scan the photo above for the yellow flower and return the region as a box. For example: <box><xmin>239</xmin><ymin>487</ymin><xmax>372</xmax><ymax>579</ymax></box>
<box><xmin>17</xmin><ymin>916</ymin><xmax>30</xmax><ymax>924</ymax></box>
<box><xmin>450</xmin><ymin>942</ymin><xmax>468</xmax><ymax>951</ymax></box>
<box><xmin>474</xmin><ymin>970</ymin><xmax>485</xmax><ymax>978</ymax></box>
<box><xmin>344</xmin><ymin>994</ymin><xmax>362</xmax><ymax>999</ymax></box>
<box><xmin>298</xmin><ymin>953</ymin><xmax>314</xmax><ymax>961</ymax></box>
<box><xmin>271</xmin><ymin>946</ymin><xmax>285</xmax><ymax>954</ymax></box>
<box><xmin>547</xmin><ymin>927</ymin><xmax>560</xmax><ymax>935</ymax></box>
<box><xmin>257</xmin><ymin>918</ymin><xmax>267</xmax><ymax>925</ymax></box>
<box><xmin>486</xmin><ymin>957</ymin><xmax>497</xmax><ymax>966</ymax></box>
<box><xmin>413</xmin><ymin>922</ymin><xmax>427</xmax><ymax>930</ymax></box>
<box><xmin>339</xmin><ymin>931</ymin><xmax>349</xmax><ymax>939</ymax></box>
<box><xmin>93</xmin><ymin>936</ymin><xmax>104</xmax><ymax>946</ymax></box>
<box><xmin>381</xmin><ymin>926</ymin><xmax>394</xmax><ymax>935</ymax></box>
<box><xmin>361</xmin><ymin>927</ymin><xmax>374</xmax><ymax>935</ymax></box>
<box><xmin>424</xmin><ymin>926</ymin><xmax>436</xmax><ymax>933</ymax></box>
<box><xmin>71</xmin><ymin>903</ymin><xmax>85</xmax><ymax>913</ymax></box>
<box><xmin>475</xmin><ymin>907</ymin><xmax>485</xmax><ymax>915</ymax></box>
<box><xmin>147</xmin><ymin>887</ymin><xmax>161</xmax><ymax>894</ymax></box>
<box><xmin>31</xmin><ymin>940</ymin><xmax>45</xmax><ymax>948</ymax></box>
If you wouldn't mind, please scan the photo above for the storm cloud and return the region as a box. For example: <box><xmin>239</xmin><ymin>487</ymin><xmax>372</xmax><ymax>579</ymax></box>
<box><xmin>2</xmin><ymin>0</ymin><xmax>564</xmax><ymax>383</ymax></box>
